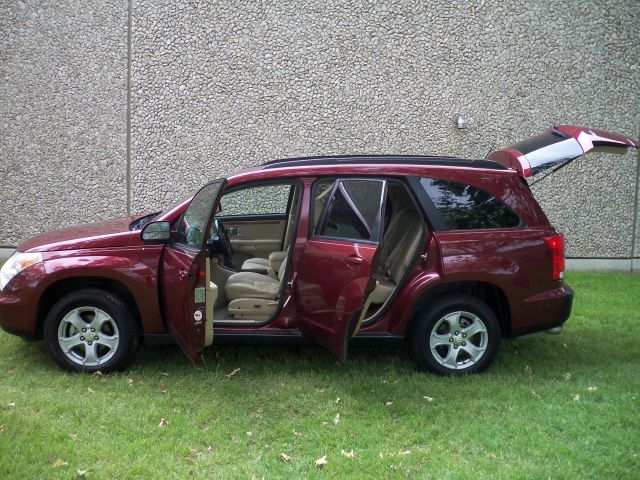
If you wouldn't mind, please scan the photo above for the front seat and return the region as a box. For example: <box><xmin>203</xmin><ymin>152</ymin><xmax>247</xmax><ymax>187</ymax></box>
<box><xmin>242</xmin><ymin>250</ymin><xmax>287</xmax><ymax>276</ymax></box>
<box><xmin>240</xmin><ymin>186</ymin><xmax>302</xmax><ymax>272</ymax></box>
<box><xmin>224</xmin><ymin>258</ymin><xmax>288</xmax><ymax>321</ymax></box>
<box><xmin>240</xmin><ymin>182</ymin><xmax>322</xmax><ymax>273</ymax></box>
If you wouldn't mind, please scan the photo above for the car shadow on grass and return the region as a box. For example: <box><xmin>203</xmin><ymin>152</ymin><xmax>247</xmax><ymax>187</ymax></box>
<box><xmin>10</xmin><ymin>323</ymin><xmax>619</xmax><ymax>380</ymax></box>
<box><xmin>133</xmin><ymin>342</ymin><xmax>414</xmax><ymax>376</ymax></box>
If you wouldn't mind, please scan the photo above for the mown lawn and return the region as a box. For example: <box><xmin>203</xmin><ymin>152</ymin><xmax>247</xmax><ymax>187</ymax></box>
<box><xmin>0</xmin><ymin>272</ymin><xmax>638</xmax><ymax>479</ymax></box>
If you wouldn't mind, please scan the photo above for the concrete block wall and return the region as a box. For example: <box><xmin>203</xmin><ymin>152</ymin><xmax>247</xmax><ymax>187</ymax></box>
<box><xmin>1</xmin><ymin>0</ymin><xmax>639</xmax><ymax>269</ymax></box>
<box><xmin>0</xmin><ymin>1</ymin><xmax>128</xmax><ymax>244</ymax></box>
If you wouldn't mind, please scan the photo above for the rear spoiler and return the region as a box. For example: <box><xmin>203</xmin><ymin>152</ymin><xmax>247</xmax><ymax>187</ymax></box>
<box><xmin>487</xmin><ymin>124</ymin><xmax>639</xmax><ymax>178</ymax></box>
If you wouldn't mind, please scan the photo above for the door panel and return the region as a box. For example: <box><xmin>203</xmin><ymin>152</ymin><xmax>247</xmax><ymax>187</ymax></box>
<box><xmin>294</xmin><ymin>178</ymin><xmax>386</xmax><ymax>362</ymax></box>
<box><xmin>295</xmin><ymin>239</ymin><xmax>378</xmax><ymax>362</ymax></box>
<box><xmin>160</xmin><ymin>244</ymin><xmax>207</xmax><ymax>364</ymax></box>
<box><xmin>217</xmin><ymin>214</ymin><xmax>287</xmax><ymax>263</ymax></box>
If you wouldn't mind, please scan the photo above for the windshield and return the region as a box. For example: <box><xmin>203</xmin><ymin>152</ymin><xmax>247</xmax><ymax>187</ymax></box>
<box><xmin>175</xmin><ymin>179</ymin><xmax>224</xmax><ymax>248</ymax></box>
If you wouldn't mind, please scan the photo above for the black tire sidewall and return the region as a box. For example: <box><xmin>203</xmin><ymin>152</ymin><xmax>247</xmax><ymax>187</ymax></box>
<box><xmin>412</xmin><ymin>294</ymin><xmax>501</xmax><ymax>375</ymax></box>
<box><xmin>44</xmin><ymin>289</ymin><xmax>137</xmax><ymax>373</ymax></box>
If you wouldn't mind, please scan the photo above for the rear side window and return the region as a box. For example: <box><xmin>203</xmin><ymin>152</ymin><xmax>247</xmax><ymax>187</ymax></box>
<box><xmin>420</xmin><ymin>178</ymin><xmax>520</xmax><ymax>230</ymax></box>
<box><xmin>315</xmin><ymin>179</ymin><xmax>384</xmax><ymax>242</ymax></box>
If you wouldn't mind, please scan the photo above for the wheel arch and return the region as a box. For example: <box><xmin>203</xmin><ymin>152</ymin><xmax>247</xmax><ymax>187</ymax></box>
<box><xmin>36</xmin><ymin>277</ymin><xmax>142</xmax><ymax>339</ymax></box>
<box><xmin>406</xmin><ymin>281</ymin><xmax>511</xmax><ymax>339</ymax></box>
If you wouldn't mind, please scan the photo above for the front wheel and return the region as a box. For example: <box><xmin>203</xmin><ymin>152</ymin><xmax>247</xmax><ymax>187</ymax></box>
<box><xmin>411</xmin><ymin>294</ymin><xmax>501</xmax><ymax>375</ymax></box>
<box><xmin>44</xmin><ymin>289</ymin><xmax>138</xmax><ymax>373</ymax></box>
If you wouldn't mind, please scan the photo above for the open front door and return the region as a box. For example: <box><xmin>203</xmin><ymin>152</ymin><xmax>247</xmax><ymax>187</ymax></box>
<box><xmin>160</xmin><ymin>245</ymin><xmax>207</xmax><ymax>364</ymax></box>
<box><xmin>160</xmin><ymin>180</ymin><xmax>223</xmax><ymax>364</ymax></box>
<box><xmin>488</xmin><ymin>124</ymin><xmax>638</xmax><ymax>178</ymax></box>
<box><xmin>295</xmin><ymin>178</ymin><xmax>386</xmax><ymax>362</ymax></box>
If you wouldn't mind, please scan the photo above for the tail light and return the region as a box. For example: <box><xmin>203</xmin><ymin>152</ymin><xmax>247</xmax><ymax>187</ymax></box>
<box><xmin>544</xmin><ymin>234</ymin><xmax>565</xmax><ymax>280</ymax></box>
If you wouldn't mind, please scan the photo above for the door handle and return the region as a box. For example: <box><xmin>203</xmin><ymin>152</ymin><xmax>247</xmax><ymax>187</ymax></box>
<box><xmin>178</xmin><ymin>269</ymin><xmax>188</xmax><ymax>280</ymax></box>
<box><xmin>345</xmin><ymin>255</ymin><xmax>364</xmax><ymax>266</ymax></box>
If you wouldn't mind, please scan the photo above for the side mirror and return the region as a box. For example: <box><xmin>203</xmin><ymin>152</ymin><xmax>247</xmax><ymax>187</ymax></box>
<box><xmin>141</xmin><ymin>221</ymin><xmax>171</xmax><ymax>243</ymax></box>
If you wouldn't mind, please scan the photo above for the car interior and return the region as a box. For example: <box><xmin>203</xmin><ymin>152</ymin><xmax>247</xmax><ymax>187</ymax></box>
<box><xmin>359</xmin><ymin>181</ymin><xmax>425</xmax><ymax>323</ymax></box>
<box><xmin>205</xmin><ymin>178</ymin><xmax>425</xmax><ymax>326</ymax></box>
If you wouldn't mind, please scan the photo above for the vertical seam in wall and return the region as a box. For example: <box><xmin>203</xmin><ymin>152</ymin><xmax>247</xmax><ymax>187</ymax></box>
<box><xmin>631</xmin><ymin>155</ymin><xmax>640</xmax><ymax>273</ymax></box>
<box><xmin>125</xmin><ymin>0</ymin><xmax>133</xmax><ymax>215</ymax></box>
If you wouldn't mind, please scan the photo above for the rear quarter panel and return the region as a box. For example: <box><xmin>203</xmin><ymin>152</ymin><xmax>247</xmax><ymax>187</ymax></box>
<box><xmin>436</xmin><ymin>229</ymin><xmax>562</xmax><ymax>333</ymax></box>
<box><xmin>422</xmin><ymin>172</ymin><xmax>563</xmax><ymax>335</ymax></box>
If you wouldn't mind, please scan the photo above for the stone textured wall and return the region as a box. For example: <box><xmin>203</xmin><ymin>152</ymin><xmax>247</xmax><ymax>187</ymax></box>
<box><xmin>1</xmin><ymin>0</ymin><xmax>639</xmax><ymax>261</ymax></box>
<box><xmin>221</xmin><ymin>184</ymin><xmax>291</xmax><ymax>216</ymax></box>
<box><xmin>0</xmin><ymin>1</ymin><xmax>128</xmax><ymax>244</ymax></box>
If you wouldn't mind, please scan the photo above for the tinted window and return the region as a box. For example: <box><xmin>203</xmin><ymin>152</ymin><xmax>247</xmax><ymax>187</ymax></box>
<box><xmin>317</xmin><ymin>179</ymin><xmax>384</xmax><ymax>241</ymax></box>
<box><xmin>220</xmin><ymin>184</ymin><xmax>291</xmax><ymax>216</ymax></box>
<box><xmin>420</xmin><ymin>178</ymin><xmax>520</xmax><ymax>230</ymax></box>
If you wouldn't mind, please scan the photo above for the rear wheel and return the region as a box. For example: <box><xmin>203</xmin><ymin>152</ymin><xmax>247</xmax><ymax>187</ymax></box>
<box><xmin>44</xmin><ymin>289</ymin><xmax>138</xmax><ymax>373</ymax></box>
<box><xmin>411</xmin><ymin>294</ymin><xmax>501</xmax><ymax>375</ymax></box>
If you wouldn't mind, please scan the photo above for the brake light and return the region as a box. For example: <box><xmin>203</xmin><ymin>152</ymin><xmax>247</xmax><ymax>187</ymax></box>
<box><xmin>544</xmin><ymin>234</ymin><xmax>565</xmax><ymax>280</ymax></box>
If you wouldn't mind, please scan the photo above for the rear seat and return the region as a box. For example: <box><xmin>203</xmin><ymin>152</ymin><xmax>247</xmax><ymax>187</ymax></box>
<box><xmin>369</xmin><ymin>208</ymin><xmax>423</xmax><ymax>305</ymax></box>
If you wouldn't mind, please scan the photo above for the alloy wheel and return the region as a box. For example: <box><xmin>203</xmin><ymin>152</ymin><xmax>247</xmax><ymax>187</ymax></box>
<box><xmin>57</xmin><ymin>306</ymin><xmax>120</xmax><ymax>367</ymax></box>
<box><xmin>428</xmin><ymin>310</ymin><xmax>488</xmax><ymax>370</ymax></box>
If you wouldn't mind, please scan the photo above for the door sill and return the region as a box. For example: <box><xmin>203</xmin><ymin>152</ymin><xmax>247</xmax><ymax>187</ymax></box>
<box><xmin>144</xmin><ymin>331</ymin><xmax>405</xmax><ymax>348</ymax></box>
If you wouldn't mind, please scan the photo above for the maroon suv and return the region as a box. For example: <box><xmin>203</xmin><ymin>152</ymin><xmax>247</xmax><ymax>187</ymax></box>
<box><xmin>0</xmin><ymin>125</ymin><xmax>637</xmax><ymax>375</ymax></box>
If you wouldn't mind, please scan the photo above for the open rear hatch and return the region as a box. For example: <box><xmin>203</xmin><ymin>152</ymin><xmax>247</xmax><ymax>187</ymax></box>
<box><xmin>488</xmin><ymin>124</ymin><xmax>638</xmax><ymax>178</ymax></box>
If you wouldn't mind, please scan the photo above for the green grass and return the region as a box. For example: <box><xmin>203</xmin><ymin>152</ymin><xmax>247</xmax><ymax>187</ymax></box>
<box><xmin>0</xmin><ymin>272</ymin><xmax>638</xmax><ymax>479</ymax></box>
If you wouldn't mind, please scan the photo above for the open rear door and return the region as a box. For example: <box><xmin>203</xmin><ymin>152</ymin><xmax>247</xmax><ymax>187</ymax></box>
<box><xmin>488</xmin><ymin>124</ymin><xmax>638</xmax><ymax>178</ymax></box>
<box><xmin>295</xmin><ymin>178</ymin><xmax>386</xmax><ymax>362</ymax></box>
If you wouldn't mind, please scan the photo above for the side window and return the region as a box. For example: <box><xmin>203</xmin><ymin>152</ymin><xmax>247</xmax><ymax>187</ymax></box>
<box><xmin>315</xmin><ymin>179</ymin><xmax>384</xmax><ymax>242</ymax></box>
<box><xmin>312</xmin><ymin>179</ymin><xmax>336</xmax><ymax>231</ymax></box>
<box><xmin>219</xmin><ymin>184</ymin><xmax>291</xmax><ymax>216</ymax></box>
<box><xmin>176</xmin><ymin>180</ymin><xmax>224</xmax><ymax>247</ymax></box>
<box><xmin>420</xmin><ymin>178</ymin><xmax>521</xmax><ymax>230</ymax></box>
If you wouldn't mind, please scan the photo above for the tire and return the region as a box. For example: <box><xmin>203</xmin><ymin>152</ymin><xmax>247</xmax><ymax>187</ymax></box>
<box><xmin>44</xmin><ymin>289</ymin><xmax>138</xmax><ymax>373</ymax></box>
<box><xmin>411</xmin><ymin>294</ymin><xmax>501</xmax><ymax>375</ymax></box>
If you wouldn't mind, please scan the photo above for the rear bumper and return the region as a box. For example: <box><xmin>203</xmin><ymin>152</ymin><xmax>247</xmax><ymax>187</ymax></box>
<box><xmin>511</xmin><ymin>284</ymin><xmax>573</xmax><ymax>338</ymax></box>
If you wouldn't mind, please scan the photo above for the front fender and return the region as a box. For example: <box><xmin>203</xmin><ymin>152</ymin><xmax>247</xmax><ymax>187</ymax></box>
<box><xmin>39</xmin><ymin>246</ymin><xmax>165</xmax><ymax>333</ymax></box>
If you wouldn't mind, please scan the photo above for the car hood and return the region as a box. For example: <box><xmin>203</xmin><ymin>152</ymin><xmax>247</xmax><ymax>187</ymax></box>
<box><xmin>18</xmin><ymin>215</ymin><xmax>146</xmax><ymax>253</ymax></box>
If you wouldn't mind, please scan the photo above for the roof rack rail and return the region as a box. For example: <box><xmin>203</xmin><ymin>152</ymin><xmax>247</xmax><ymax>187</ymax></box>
<box><xmin>261</xmin><ymin>154</ymin><xmax>507</xmax><ymax>170</ymax></box>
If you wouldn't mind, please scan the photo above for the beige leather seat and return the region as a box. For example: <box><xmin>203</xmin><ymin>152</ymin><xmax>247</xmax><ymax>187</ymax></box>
<box><xmin>242</xmin><ymin>250</ymin><xmax>287</xmax><ymax>275</ymax></box>
<box><xmin>240</xmin><ymin>182</ymin><xmax>326</xmax><ymax>273</ymax></box>
<box><xmin>242</xmin><ymin>257</ymin><xmax>270</xmax><ymax>269</ymax></box>
<box><xmin>224</xmin><ymin>258</ymin><xmax>288</xmax><ymax>320</ymax></box>
<box><xmin>240</xmin><ymin>187</ymin><xmax>302</xmax><ymax>272</ymax></box>
<box><xmin>368</xmin><ymin>209</ymin><xmax>423</xmax><ymax>305</ymax></box>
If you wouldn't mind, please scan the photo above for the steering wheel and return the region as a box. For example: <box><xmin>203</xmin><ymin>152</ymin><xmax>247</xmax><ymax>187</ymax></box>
<box><xmin>214</xmin><ymin>217</ymin><xmax>234</xmax><ymax>267</ymax></box>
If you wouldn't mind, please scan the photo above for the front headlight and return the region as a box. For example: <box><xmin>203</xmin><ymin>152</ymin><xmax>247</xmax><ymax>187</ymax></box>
<box><xmin>0</xmin><ymin>252</ymin><xmax>43</xmax><ymax>291</ymax></box>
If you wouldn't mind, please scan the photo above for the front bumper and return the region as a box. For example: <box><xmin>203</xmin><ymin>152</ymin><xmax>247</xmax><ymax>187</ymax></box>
<box><xmin>0</xmin><ymin>292</ymin><xmax>37</xmax><ymax>337</ymax></box>
<box><xmin>0</xmin><ymin>264</ymin><xmax>46</xmax><ymax>338</ymax></box>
